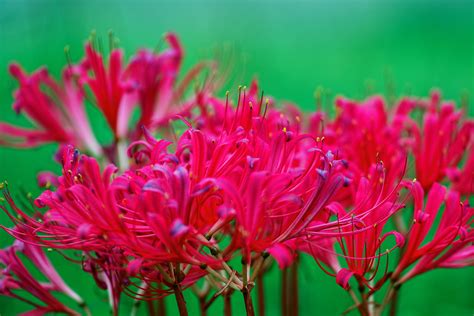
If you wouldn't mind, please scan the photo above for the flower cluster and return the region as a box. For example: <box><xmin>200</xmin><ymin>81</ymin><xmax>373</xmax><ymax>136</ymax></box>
<box><xmin>0</xmin><ymin>34</ymin><xmax>473</xmax><ymax>316</ymax></box>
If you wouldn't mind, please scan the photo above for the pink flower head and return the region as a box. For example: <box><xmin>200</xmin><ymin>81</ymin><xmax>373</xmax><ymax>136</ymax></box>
<box><xmin>79</xmin><ymin>41</ymin><xmax>136</xmax><ymax>139</ymax></box>
<box><xmin>0</xmin><ymin>239</ymin><xmax>83</xmax><ymax>315</ymax></box>
<box><xmin>306</xmin><ymin>164</ymin><xmax>406</xmax><ymax>290</ymax></box>
<box><xmin>1</xmin><ymin>146</ymin><xmax>135</xmax><ymax>314</ymax></box>
<box><xmin>177</xmin><ymin>89</ymin><xmax>345</xmax><ymax>266</ymax></box>
<box><xmin>326</xmin><ymin>96</ymin><xmax>407</xmax><ymax>192</ymax></box>
<box><xmin>0</xmin><ymin>64</ymin><xmax>101</xmax><ymax>155</ymax></box>
<box><xmin>112</xmin><ymin>163</ymin><xmax>221</xmax><ymax>268</ymax></box>
<box><xmin>126</xmin><ymin>33</ymin><xmax>188</xmax><ymax>128</ymax></box>
<box><xmin>406</xmin><ymin>91</ymin><xmax>473</xmax><ymax>190</ymax></box>
<box><xmin>393</xmin><ymin>181</ymin><xmax>474</xmax><ymax>283</ymax></box>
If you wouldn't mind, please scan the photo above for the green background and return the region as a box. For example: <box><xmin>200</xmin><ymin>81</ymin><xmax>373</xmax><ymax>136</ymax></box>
<box><xmin>0</xmin><ymin>0</ymin><xmax>473</xmax><ymax>315</ymax></box>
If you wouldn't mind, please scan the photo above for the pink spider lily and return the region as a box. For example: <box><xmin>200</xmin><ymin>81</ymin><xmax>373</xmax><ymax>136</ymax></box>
<box><xmin>323</xmin><ymin>96</ymin><xmax>408</xmax><ymax>194</ymax></box>
<box><xmin>78</xmin><ymin>41</ymin><xmax>136</xmax><ymax>140</ymax></box>
<box><xmin>125</xmin><ymin>33</ymin><xmax>217</xmax><ymax>129</ymax></box>
<box><xmin>0</xmin><ymin>64</ymin><xmax>102</xmax><ymax>155</ymax></box>
<box><xmin>111</xmin><ymin>163</ymin><xmax>223</xmax><ymax>268</ymax></box>
<box><xmin>392</xmin><ymin>181</ymin><xmax>474</xmax><ymax>284</ymax></box>
<box><xmin>0</xmin><ymin>239</ymin><xmax>86</xmax><ymax>316</ymax></box>
<box><xmin>174</xmin><ymin>84</ymin><xmax>345</xmax><ymax>265</ymax></box>
<box><xmin>1</xmin><ymin>143</ymin><xmax>223</xmax><ymax>313</ymax></box>
<box><xmin>0</xmin><ymin>33</ymin><xmax>217</xmax><ymax>167</ymax></box>
<box><xmin>79</xmin><ymin>33</ymin><xmax>219</xmax><ymax>140</ymax></box>
<box><xmin>110</xmin><ymin>161</ymin><xmax>228</xmax><ymax>313</ymax></box>
<box><xmin>305</xmin><ymin>164</ymin><xmax>406</xmax><ymax>291</ymax></box>
<box><xmin>1</xmin><ymin>146</ymin><xmax>130</xmax><ymax>315</ymax></box>
<box><xmin>405</xmin><ymin>91</ymin><xmax>473</xmax><ymax>190</ymax></box>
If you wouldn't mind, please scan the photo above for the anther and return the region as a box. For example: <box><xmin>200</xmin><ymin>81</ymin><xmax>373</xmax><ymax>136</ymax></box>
<box><xmin>210</xmin><ymin>247</ymin><xmax>219</xmax><ymax>256</ymax></box>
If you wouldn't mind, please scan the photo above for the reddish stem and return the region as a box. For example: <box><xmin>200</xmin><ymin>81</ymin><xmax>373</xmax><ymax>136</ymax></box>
<box><xmin>147</xmin><ymin>300</ymin><xmax>156</xmax><ymax>316</ymax></box>
<box><xmin>359</xmin><ymin>286</ymin><xmax>370</xmax><ymax>316</ymax></box>
<box><xmin>389</xmin><ymin>286</ymin><xmax>400</xmax><ymax>316</ymax></box>
<box><xmin>290</xmin><ymin>261</ymin><xmax>299</xmax><ymax>316</ymax></box>
<box><xmin>174</xmin><ymin>284</ymin><xmax>188</xmax><ymax>316</ymax></box>
<box><xmin>242</xmin><ymin>286</ymin><xmax>255</xmax><ymax>316</ymax></box>
<box><xmin>224</xmin><ymin>292</ymin><xmax>232</xmax><ymax>316</ymax></box>
<box><xmin>157</xmin><ymin>296</ymin><xmax>166</xmax><ymax>316</ymax></box>
<box><xmin>199</xmin><ymin>297</ymin><xmax>207</xmax><ymax>316</ymax></box>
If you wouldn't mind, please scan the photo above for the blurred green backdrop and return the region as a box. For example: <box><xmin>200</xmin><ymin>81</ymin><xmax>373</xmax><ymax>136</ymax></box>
<box><xmin>0</xmin><ymin>0</ymin><xmax>473</xmax><ymax>315</ymax></box>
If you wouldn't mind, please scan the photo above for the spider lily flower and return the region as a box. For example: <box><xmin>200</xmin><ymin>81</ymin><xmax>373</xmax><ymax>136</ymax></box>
<box><xmin>406</xmin><ymin>91</ymin><xmax>473</xmax><ymax>190</ymax></box>
<box><xmin>22</xmin><ymin>146</ymin><xmax>125</xmax><ymax>250</ymax></box>
<box><xmin>0</xmin><ymin>240</ymin><xmax>83</xmax><ymax>316</ymax></box>
<box><xmin>392</xmin><ymin>181</ymin><xmax>474</xmax><ymax>284</ymax></box>
<box><xmin>126</xmin><ymin>33</ymin><xmax>217</xmax><ymax>129</ymax></box>
<box><xmin>326</xmin><ymin>96</ymin><xmax>407</xmax><ymax>192</ymax></box>
<box><xmin>1</xmin><ymin>33</ymin><xmax>218</xmax><ymax>166</ymax></box>
<box><xmin>125</xmin><ymin>35</ymin><xmax>181</xmax><ymax>128</ymax></box>
<box><xmin>81</xmin><ymin>32</ymin><xmax>218</xmax><ymax>139</ymax></box>
<box><xmin>0</xmin><ymin>64</ymin><xmax>102</xmax><ymax>156</ymax></box>
<box><xmin>78</xmin><ymin>41</ymin><xmax>137</xmax><ymax>140</ymax></box>
<box><xmin>1</xmin><ymin>146</ymin><xmax>135</xmax><ymax>314</ymax></box>
<box><xmin>108</xmin><ymin>143</ymin><xmax>230</xmax><ymax>304</ymax></box>
<box><xmin>7</xmin><ymin>142</ymin><xmax>221</xmax><ymax>300</ymax></box>
<box><xmin>305</xmin><ymin>164</ymin><xmax>406</xmax><ymax>290</ymax></box>
<box><xmin>133</xmin><ymin>87</ymin><xmax>344</xmax><ymax>267</ymax></box>
<box><xmin>112</xmin><ymin>164</ymin><xmax>222</xmax><ymax>268</ymax></box>
<box><xmin>179</xmin><ymin>101</ymin><xmax>344</xmax><ymax>266</ymax></box>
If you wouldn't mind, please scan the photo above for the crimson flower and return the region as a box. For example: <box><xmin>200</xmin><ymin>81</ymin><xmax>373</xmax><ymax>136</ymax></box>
<box><xmin>406</xmin><ymin>91</ymin><xmax>473</xmax><ymax>190</ymax></box>
<box><xmin>392</xmin><ymin>181</ymin><xmax>474</xmax><ymax>284</ymax></box>
<box><xmin>0</xmin><ymin>237</ymin><xmax>85</xmax><ymax>316</ymax></box>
